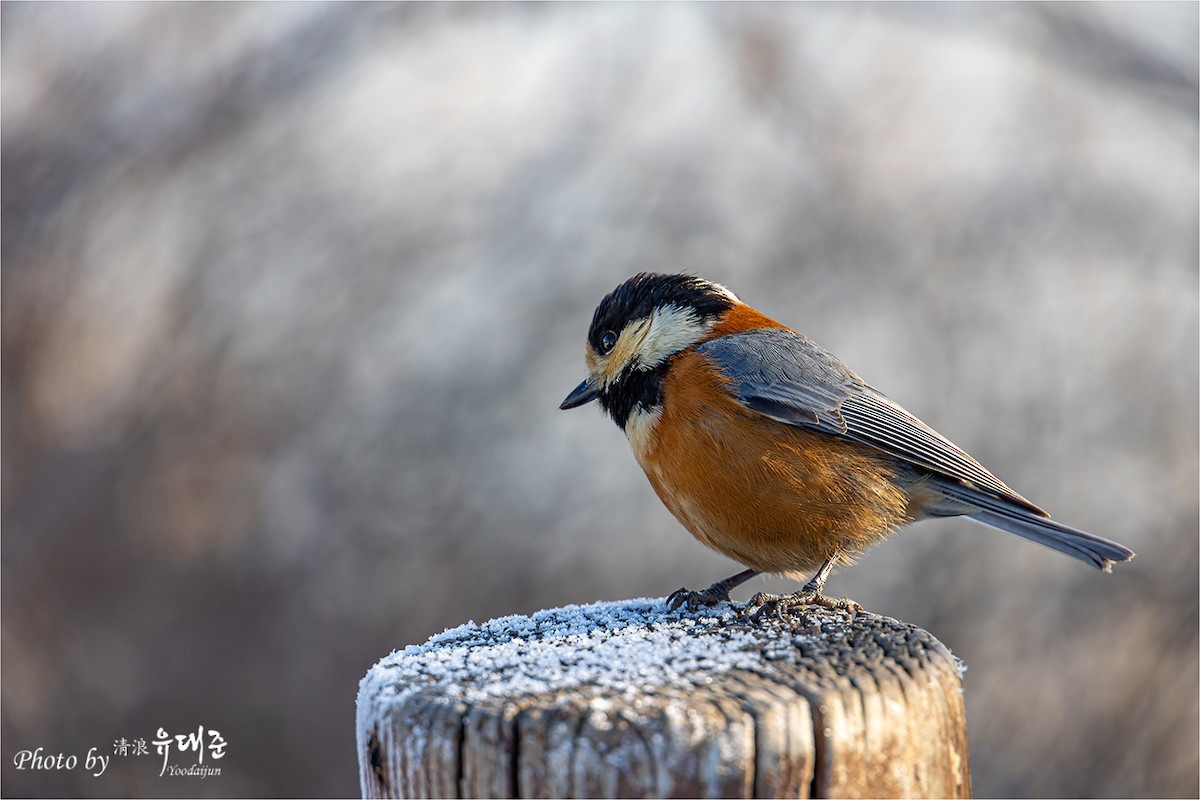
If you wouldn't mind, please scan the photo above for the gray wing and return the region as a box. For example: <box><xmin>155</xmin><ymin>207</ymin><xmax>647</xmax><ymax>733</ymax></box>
<box><xmin>695</xmin><ymin>329</ymin><xmax>1044</xmax><ymax>515</ymax></box>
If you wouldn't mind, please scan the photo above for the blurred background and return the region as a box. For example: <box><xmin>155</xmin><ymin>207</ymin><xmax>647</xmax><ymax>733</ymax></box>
<box><xmin>3</xmin><ymin>2</ymin><xmax>1197</xmax><ymax>797</ymax></box>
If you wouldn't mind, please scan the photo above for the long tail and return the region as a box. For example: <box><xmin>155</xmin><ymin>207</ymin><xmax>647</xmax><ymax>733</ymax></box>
<box><xmin>936</xmin><ymin>481</ymin><xmax>1135</xmax><ymax>572</ymax></box>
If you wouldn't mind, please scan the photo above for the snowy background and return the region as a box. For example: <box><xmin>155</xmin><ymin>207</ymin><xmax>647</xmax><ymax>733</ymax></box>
<box><xmin>3</xmin><ymin>3</ymin><xmax>1197</xmax><ymax>797</ymax></box>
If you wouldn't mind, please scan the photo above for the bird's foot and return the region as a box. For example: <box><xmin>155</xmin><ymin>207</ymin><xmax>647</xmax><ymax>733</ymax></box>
<box><xmin>666</xmin><ymin>569</ymin><xmax>760</xmax><ymax>611</ymax></box>
<box><xmin>666</xmin><ymin>582</ymin><xmax>733</xmax><ymax>611</ymax></box>
<box><xmin>743</xmin><ymin>590</ymin><xmax>863</xmax><ymax>623</ymax></box>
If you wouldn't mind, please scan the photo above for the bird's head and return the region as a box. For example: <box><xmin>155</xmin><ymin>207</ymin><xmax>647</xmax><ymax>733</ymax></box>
<box><xmin>560</xmin><ymin>273</ymin><xmax>738</xmax><ymax>426</ymax></box>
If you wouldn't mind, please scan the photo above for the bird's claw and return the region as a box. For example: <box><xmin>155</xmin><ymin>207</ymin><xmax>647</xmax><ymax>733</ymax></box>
<box><xmin>666</xmin><ymin>584</ymin><xmax>732</xmax><ymax>611</ymax></box>
<box><xmin>743</xmin><ymin>590</ymin><xmax>863</xmax><ymax>623</ymax></box>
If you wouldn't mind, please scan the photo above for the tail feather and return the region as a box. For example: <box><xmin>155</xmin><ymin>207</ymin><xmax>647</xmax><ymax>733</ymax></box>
<box><xmin>967</xmin><ymin>510</ymin><xmax>1133</xmax><ymax>572</ymax></box>
<box><xmin>936</xmin><ymin>481</ymin><xmax>1135</xmax><ymax>572</ymax></box>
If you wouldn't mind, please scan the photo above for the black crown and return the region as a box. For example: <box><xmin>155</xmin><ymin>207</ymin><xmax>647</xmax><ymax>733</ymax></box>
<box><xmin>587</xmin><ymin>273</ymin><xmax>735</xmax><ymax>353</ymax></box>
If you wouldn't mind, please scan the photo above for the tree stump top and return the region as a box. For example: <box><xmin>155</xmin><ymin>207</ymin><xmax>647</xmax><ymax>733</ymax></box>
<box><xmin>357</xmin><ymin>598</ymin><xmax>970</xmax><ymax>798</ymax></box>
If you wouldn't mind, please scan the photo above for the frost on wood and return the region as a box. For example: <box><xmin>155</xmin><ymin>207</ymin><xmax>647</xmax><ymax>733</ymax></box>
<box><xmin>356</xmin><ymin>598</ymin><xmax>970</xmax><ymax>799</ymax></box>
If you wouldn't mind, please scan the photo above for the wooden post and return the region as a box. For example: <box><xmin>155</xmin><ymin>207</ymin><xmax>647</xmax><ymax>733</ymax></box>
<box><xmin>356</xmin><ymin>598</ymin><xmax>970</xmax><ymax>799</ymax></box>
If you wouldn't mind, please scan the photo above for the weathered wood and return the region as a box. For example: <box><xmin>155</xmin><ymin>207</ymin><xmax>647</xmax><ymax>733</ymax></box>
<box><xmin>356</xmin><ymin>599</ymin><xmax>970</xmax><ymax>799</ymax></box>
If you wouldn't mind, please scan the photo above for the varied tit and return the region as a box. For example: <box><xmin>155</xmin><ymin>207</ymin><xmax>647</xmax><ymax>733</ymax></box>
<box><xmin>560</xmin><ymin>272</ymin><xmax>1134</xmax><ymax>613</ymax></box>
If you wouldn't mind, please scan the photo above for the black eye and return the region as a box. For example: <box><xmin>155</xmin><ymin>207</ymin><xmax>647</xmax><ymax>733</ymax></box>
<box><xmin>600</xmin><ymin>330</ymin><xmax>618</xmax><ymax>354</ymax></box>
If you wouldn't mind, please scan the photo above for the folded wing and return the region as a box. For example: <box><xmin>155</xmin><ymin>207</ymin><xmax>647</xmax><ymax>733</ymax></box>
<box><xmin>694</xmin><ymin>328</ymin><xmax>1044</xmax><ymax>515</ymax></box>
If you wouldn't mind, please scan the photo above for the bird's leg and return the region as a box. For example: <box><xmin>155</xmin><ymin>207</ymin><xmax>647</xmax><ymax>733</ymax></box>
<box><xmin>800</xmin><ymin>556</ymin><xmax>837</xmax><ymax>594</ymax></box>
<box><xmin>746</xmin><ymin>555</ymin><xmax>863</xmax><ymax>621</ymax></box>
<box><xmin>667</xmin><ymin>568</ymin><xmax>760</xmax><ymax>611</ymax></box>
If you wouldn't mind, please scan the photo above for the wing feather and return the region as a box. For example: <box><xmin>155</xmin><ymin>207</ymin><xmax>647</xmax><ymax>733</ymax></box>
<box><xmin>695</xmin><ymin>329</ymin><xmax>1044</xmax><ymax>515</ymax></box>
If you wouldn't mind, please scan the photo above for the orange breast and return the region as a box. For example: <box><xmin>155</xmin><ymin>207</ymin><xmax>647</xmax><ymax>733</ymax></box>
<box><xmin>631</xmin><ymin>349</ymin><xmax>913</xmax><ymax>576</ymax></box>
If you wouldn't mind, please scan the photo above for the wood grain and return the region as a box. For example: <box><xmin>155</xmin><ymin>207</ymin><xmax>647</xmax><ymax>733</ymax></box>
<box><xmin>357</xmin><ymin>599</ymin><xmax>970</xmax><ymax>799</ymax></box>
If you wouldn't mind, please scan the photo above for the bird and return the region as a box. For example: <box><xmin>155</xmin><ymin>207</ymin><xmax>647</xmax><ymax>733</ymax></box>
<box><xmin>559</xmin><ymin>272</ymin><xmax>1134</xmax><ymax>614</ymax></box>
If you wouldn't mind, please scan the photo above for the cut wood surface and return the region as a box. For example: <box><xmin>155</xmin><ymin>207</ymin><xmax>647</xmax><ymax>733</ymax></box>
<box><xmin>356</xmin><ymin>598</ymin><xmax>970</xmax><ymax>799</ymax></box>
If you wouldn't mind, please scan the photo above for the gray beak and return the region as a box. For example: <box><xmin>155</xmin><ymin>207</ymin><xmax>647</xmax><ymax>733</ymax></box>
<box><xmin>560</xmin><ymin>379</ymin><xmax>600</xmax><ymax>410</ymax></box>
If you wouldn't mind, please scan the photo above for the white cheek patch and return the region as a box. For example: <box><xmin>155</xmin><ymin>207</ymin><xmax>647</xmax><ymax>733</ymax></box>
<box><xmin>592</xmin><ymin>300</ymin><xmax>718</xmax><ymax>392</ymax></box>
<box><xmin>610</xmin><ymin>318</ymin><xmax>651</xmax><ymax>373</ymax></box>
<box><xmin>636</xmin><ymin>304</ymin><xmax>711</xmax><ymax>370</ymax></box>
